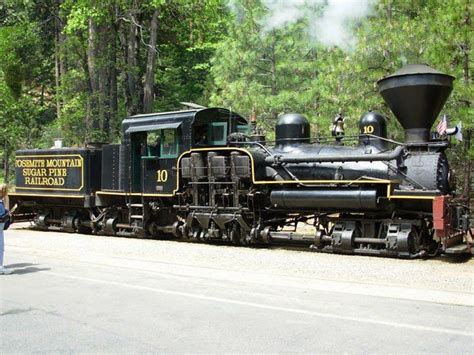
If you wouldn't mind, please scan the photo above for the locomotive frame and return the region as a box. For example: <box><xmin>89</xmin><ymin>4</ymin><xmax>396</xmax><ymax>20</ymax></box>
<box><xmin>8</xmin><ymin>65</ymin><xmax>472</xmax><ymax>258</ymax></box>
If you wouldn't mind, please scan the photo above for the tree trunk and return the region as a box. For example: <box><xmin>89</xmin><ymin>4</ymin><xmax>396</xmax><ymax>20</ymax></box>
<box><xmin>54</xmin><ymin>0</ymin><xmax>66</xmax><ymax>120</ymax></box>
<box><xmin>386</xmin><ymin>0</ymin><xmax>392</xmax><ymax>22</ymax></box>
<box><xmin>99</xmin><ymin>64</ymin><xmax>111</xmax><ymax>137</ymax></box>
<box><xmin>87</xmin><ymin>18</ymin><xmax>100</xmax><ymax>131</ymax></box>
<box><xmin>98</xmin><ymin>24</ymin><xmax>111</xmax><ymax>138</ymax></box>
<box><xmin>118</xmin><ymin>24</ymin><xmax>131</xmax><ymax>115</ymax></box>
<box><xmin>269</xmin><ymin>34</ymin><xmax>278</xmax><ymax>120</ymax></box>
<box><xmin>58</xmin><ymin>0</ymin><xmax>67</xmax><ymax>111</ymax></box>
<box><xmin>40</xmin><ymin>84</ymin><xmax>44</xmax><ymax>106</ymax></box>
<box><xmin>126</xmin><ymin>12</ymin><xmax>140</xmax><ymax>115</ymax></box>
<box><xmin>54</xmin><ymin>23</ymin><xmax>61</xmax><ymax>120</ymax></box>
<box><xmin>109</xmin><ymin>4</ymin><xmax>119</xmax><ymax>138</ymax></box>
<box><xmin>462</xmin><ymin>128</ymin><xmax>472</xmax><ymax>200</ymax></box>
<box><xmin>462</xmin><ymin>0</ymin><xmax>470</xmax><ymax>85</ymax></box>
<box><xmin>57</xmin><ymin>0</ymin><xmax>67</xmax><ymax>78</ymax></box>
<box><xmin>143</xmin><ymin>9</ymin><xmax>159</xmax><ymax>113</ymax></box>
<box><xmin>3</xmin><ymin>144</ymin><xmax>9</xmax><ymax>185</ymax></box>
<box><xmin>109</xmin><ymin>47</ymin><xmax>118</xmax><ymax>138</ymax></box>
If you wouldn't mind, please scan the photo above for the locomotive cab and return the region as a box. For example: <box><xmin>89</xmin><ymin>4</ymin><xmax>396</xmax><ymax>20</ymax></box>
<box><xmin>113</xmin><ymin>108</ymin><xmax>247</xmax><ymax>195</ymax></box>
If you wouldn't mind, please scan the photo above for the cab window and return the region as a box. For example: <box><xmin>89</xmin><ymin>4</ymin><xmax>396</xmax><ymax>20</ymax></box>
<box><xmin>160</xmin><ymin>129</ymin><xmax>179</xmax><ymax>158</ymax></box>
<box><xmin>146</xmin><ymin>131</ymin><xmax>160</xmax><ymax>157</ymax></box>
<box><xmin>194</xmin><ymin>125</ymin><xmax>209</xmax><ymax>146</ymax></box>
<box><xmin>237</xmin><ymin>124</ymin><xmax>249</xmax><ymax>134</ymax></box>
<box><xmin>208</xmin><ymin>122</ymin><xmax>227</xmax><ymax>145</ymax></box>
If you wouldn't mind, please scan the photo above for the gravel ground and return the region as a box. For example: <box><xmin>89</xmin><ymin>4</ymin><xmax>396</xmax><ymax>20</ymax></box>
<box><xmin>5</xmin><ymin>222</ymin><xmax>473</xmax><ymax>298</ymax></box>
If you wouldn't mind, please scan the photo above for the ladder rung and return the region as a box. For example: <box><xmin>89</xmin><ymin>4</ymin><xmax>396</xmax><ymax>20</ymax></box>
<box><xmin>130</xmin><ymin>204</ymin><xmax>144</xmax><ymax>207</ymax></box>
<box><xmin>130</xmin><ymin>215</ymin><xmax>144</xmax><ymax>219</ymax></box>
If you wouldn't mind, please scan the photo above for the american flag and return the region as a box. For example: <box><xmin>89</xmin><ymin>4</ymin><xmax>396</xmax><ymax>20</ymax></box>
<box><xmin>436</xmin><ymin>114</ymin><xmax>448</xmax><ymax>135</ymax></box>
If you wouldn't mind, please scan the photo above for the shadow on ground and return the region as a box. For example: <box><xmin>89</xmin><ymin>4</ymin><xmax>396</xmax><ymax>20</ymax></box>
<box><xmin>4</xmin><ymin>263</ymin><xmax>50</xmax><ymax>275</ymax></box>
<box><xmin>11</xmin><ymin>267</ymin><xmax>51</xmax><ymax>275</ymax></box>
<box><xmin>0</xmin><ymin>308</ymin><xmax>35</xmax><ymax>316</ymax></box>
<box><xmin>433</xmin><ymin>254</ymin><xmax>473</xmax><ymax>264</ymax></box>
<box><xmin>5</xmin><ymin>263</ymin><xmax>37</xmax><ymax>268</ymax></box>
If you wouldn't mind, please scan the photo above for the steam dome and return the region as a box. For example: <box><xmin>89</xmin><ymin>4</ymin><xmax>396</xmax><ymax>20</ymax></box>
<box><xmin>275</xmin><ymin>113</ymin><xmax>311</xmax><ymax>146</ymax></box>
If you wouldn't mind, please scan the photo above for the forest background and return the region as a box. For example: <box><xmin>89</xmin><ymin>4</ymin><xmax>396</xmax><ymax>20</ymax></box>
<box><xmin>0</xmin><ymin>0</ymin><xmax>472</xmax><ymax>191</ymax></box>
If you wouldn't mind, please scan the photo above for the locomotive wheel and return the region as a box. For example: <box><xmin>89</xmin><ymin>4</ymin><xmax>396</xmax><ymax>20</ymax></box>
<box><xmin>240</xmin><ymin>228</ymin><xmax>250</xmax><ymax>246</ymax></box>
<box><xmin>230</xmin><ymin>223</ymin><xmax>240</xmax><ymax>245</ymax></box>
<box><xmin>62</xmin><ymin>214</ymin><xmax>78</xmax><ymax>233</ymax></box>
<box><xmin>192</xmin><ymin>228</ymin><xmax>201</xmax><ymax>241</ymax></box>
<box><xmin>76</xmin><ymin>216</ymin><xmax>92</xmax><ymax>234</ymax></box>
<box><xmin>208</xmin><ymin>223</ymin><xmax>221</xmax><ymax>240</ymax></box>
<box><xmin>407</xmin><ymin>228</ymin><xmax>420</xmax><ymax>255</ymax></box>
<box><xmin>172</xmin><ymin>221</ymin><xmax>184</xmax><ymax>238</ymax></box>
<box><xmin>182</xmin><ymin>223</ymin><xmax>190</xmax><ymax>239</ymax></box>
<box><xmin>222</xmin><ymin>225</ymin><xmax>231</xmax><ymax>242</ymax></box>
<box><xmin>200</xmin><ymin>229</ymin><xmax>209</xmax><ymax>241</ymax></box>
<box><xmin>147</xmin><ymin>221</ymin><xmax>161</xmax><ymax>238</ymax></box>
<box><xmin>34</xmin><ymin>213</ymin><xmax>50</xmax><ymax>230</ymax></box>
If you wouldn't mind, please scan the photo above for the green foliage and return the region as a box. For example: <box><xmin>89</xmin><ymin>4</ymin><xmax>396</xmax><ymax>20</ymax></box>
<box><xmin>209</xmin><ymin>0</ymin><xmax>473</xmax><ymax>150</ymax></box>
<box><xmin>0</xmin><ymin>22</ymin><xmax>41</xmax><ymax>98</ymax></box>
<box><xmin>209</xmin><ymin>1</ymin><xmax>318</xmax><ymax>133</ymax></box>
<box><xmin>153</xmin><ymin>0</ymin><xmax>231</xmax><ymax>110</ymax></box>
<box><xmin>0</xmin><ymin>74</ymin><xmax>45</xmax><ymax>181</ymax></box>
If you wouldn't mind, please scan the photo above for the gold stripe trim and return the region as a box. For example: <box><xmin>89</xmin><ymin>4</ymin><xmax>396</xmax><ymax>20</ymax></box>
<box><xmin>96</xmin><ymin>191</ymin><xmax>175</xmax><ymax>197</ymax></box>
<box><xmin>388</xmin><ymin>195</ymin><xmax>436</xmax><ymax>200</ymax></box>
<box><xmin>96</xmin><ymin>191</ymin><xmax>139</xmax><ymax>196</ymax></box>
<box><xmin>386</xmin><ymin>184</ymin><xmax>436</xmax><ymax>200</ymax></box>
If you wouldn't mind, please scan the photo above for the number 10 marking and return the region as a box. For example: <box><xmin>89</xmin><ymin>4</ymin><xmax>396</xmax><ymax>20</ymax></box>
<box><xmin>157</xmin><ymin>170</ymin><xmax>168</xmax><ymax>183</ymax></box>
<box><xmin>363</xmin><ymin>125</ymin><xmax>374</xmax><ymax>134</ymax></box>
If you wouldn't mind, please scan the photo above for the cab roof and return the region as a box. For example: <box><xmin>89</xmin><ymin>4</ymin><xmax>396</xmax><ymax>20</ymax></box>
<box><xmin>122</xmin><ymin>107</ymin><xmax>246</xmax><ymax>134</ymax></box>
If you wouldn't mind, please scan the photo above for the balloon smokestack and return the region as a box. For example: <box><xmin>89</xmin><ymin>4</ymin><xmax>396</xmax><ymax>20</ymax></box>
<box><xmin>377</xmin><ymin>64</ymin><xmax>454</xmax><ymax>143</ymax></box>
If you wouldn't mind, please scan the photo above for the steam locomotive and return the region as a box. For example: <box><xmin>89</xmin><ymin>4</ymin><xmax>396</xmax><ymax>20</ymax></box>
<box><xmin>9</xmin><ymin>64</ymin><xmax>472</xmax><ymax>258</ymax></box>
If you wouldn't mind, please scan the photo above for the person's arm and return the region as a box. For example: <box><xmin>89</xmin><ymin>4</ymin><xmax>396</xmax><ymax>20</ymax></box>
<box><xmin>0</xmin><ymin>201</ymin><xmax>8</xmax><ymax>223</ymax></box>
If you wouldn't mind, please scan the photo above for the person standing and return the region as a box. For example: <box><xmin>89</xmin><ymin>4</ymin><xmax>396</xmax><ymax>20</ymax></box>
<box><xmin>0</xmin><ymin>183</ymin><xmax>12</xmax><ymax>275</ymax></box>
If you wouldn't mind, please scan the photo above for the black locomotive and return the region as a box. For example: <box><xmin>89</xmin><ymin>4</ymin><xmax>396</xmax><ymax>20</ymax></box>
<box><xmin>9</xmin><ymin>64</ymin><xmax>472</xmax><ymax>258</ymax></box>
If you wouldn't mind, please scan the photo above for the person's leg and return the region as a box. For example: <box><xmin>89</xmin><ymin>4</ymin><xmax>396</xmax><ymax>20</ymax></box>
<box><xmin>0</xmin><ymin>224</ymin><xmax>4</xmax><ymax>266</ymax></box>
<box><xmin>0</xmin><ymin>223</ymin><xmax>11</xmax><ymax>274</ymax></box>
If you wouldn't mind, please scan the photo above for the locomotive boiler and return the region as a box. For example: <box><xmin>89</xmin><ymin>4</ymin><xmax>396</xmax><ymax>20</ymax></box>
<box><xmin>8</xmin><ymin>64</ymin><xmax>472</xmax><ymax>258</ymax></box>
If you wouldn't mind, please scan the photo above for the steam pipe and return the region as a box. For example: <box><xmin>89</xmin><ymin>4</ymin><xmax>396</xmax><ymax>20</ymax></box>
<box><xmin>264</xmin><ymin>145</ymin><xmax>405</xmax><ymax>165</ymax></box>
